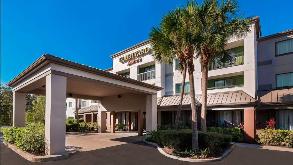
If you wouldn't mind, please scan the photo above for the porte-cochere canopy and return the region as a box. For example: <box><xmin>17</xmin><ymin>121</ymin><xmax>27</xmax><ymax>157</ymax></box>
<box><xmin>8</xmin><ymin>54</ymin><xmax>162</xmax><ymax>155</ymax></box>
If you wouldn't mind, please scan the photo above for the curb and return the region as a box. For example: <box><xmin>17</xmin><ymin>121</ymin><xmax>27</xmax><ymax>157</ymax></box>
<box><xmin>143</xmin><ymin>138</ymin><xmax>234</xmax><ymax>163</ymax></box>
<box><xmin>235</xmin><ymin>143</ymin><xmax>293</xmax><ymax>153</ymax></box>
<box><xmin>4</xmin><ymin>142</ymin><xmax>75</xmax><ymax>162</ymax></box>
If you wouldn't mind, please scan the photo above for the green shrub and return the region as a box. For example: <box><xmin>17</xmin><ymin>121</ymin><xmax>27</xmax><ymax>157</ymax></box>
<box><xmin>257</xmin><ymin>129</ymin><xmax>293</xmax><ymax>148</ymax></box>
<box><xmin>198</xmin><ymin>131</ymin><xmax>232</xmax><ymax>155</ymax></box>
<box><xmin>115</xmin><ymin>123</ymin><xmax>127</xmax><ymax>131</ymax></box>
<box><xmin>208</xmin><ymin>127</ymin><xmax>244</xmax><ymax>142</ymax></box>
<box><xmin>66</xmin><ymin>118</ymin><xmax>100</xmax><ymax>133</ymax></box>
<box><xmin>26</xmin><ymin>96</ymin><xmax>45</xmax><ymax>124</ymax></box>
<box><xmin>87</xmin><ymin>122</ymin><xmax>99</xmax><ymax>132</ymax></box>
<box><xmin>2</xmin><ymin>123</ymin><xmax>45</xmax><ymax>155</ymax></box>
<box><xmin>146</xmin><ymin>129</ymin><xmax>232</xmax><ymax>156</ymax></box>
<box><xmin>2</xmin><ymin>127</ymin><xmax>16</xmax><ymax>143</ymax></box>
<box><xmin>78</xmin><ymin>122</ymin><xmax>88</xmax><ymax>132</ymax></box>
<box><xmin>66</xmin><ymin>118</ymin><xmax>79</xmax><ymax>132</ymax></box>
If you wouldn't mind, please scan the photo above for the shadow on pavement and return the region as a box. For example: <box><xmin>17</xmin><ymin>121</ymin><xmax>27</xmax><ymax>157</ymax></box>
<box><xmin>1</xmin><ymin>136</ymin><xmax>293</xmax><ymax>165</ymax></box>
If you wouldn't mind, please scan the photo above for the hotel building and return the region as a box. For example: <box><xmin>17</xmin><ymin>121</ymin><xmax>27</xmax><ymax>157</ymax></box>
<box><xmin>66</xmin><ymin>17</ymin><xmax>293</xmax><ymax>140</ymax></box>
<box><xmin>8</xmin><ymin>16</ymin><xmax>293</xmax><ymax>155</ymax></box>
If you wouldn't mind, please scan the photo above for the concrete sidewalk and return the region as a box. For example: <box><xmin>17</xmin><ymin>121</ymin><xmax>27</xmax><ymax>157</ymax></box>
<box><xmin>235</xmin><ymin>143</ymin><xmax>293</xmax><ymax>153</ymax></box>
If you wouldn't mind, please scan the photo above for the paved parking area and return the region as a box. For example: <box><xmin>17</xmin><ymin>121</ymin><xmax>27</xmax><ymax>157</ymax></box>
<box><xmin>1</xmin><ymin>133</ymin><xmax>293</xmax><ymax>165</ymax></box>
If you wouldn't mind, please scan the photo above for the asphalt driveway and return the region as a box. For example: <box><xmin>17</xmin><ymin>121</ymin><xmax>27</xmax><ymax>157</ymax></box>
<box><xmin>1</xmin><ymin>133</ymin><xmax>293</xmax><ymax>165</ymax></box>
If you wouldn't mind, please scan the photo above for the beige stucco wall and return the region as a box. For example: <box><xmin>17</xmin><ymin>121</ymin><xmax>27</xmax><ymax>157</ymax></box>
<box><xmin>100</xmin><ymin>93</ymin><xmax>146</xmax><ymax>112</ymax></box>
<box><xmin>258</xmin><ymin>34</ymin><xmax>293</xmax><ymax>90</ymax></box>
<box><xmin>112</xmin><ymin>45</ymin><xmax>165</xmax><ymax>97</ymax></box>
<box><xmin>111</xmin><ymin>23</ymin><xmax>258</xmax><ymax>98</ymax></box>
<box><xmin>193</xmin><ymin>24</ymin><xmax>257</xmax><ymax>97</ymax></box>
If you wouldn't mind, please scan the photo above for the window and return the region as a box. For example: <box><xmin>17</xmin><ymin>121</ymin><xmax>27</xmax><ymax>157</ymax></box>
<box><xmin>137</xmin><ymin>65</ymin><xmax>155</xmax><ymax>81</ymax></box>
<box><xmin>68</xmin><ymin>102</ymin><xmax>72</xmax><ymax>108</ymax></box>
<box><xmin>175</xmin><ymin>59</ymin><xmax>180</xmax><ymax>70</ymax></box>
<box><xmin>276</xmin><ymin>39</ymin><xmax>293</xmax><ymax>56</ymax></box>
<box><xmin>214</xmin><ymin>80</ymin><xmax>225</xmax><ymax>88</ymax></box>
<box><xmin>81</xmin><ymin>101</ymin><xmax>87</xmax><ymax>107</ymax></box>
<box><xmin>277</xmin><ymin>110</ymin><xmax>293</xmax><ymax>130</ymax></box>
<box><xmin>139</xmin><ymin>65</ymin><xmax>155</xmax><ymax>73</ymax></box>
<box><xmin>208</xmin><ymin>75</ymin><xmax>244</xmax><ymax>90</ymax></box>
<box><xmin>209</xmin><ymin>46</ymin><xmax>244</xmax><ymax>70</ymax></box>
<box><xmin>217</xmin><ymin>110</ymin><xmax>243</xmax><ymax>127</ymax></box>
<box><xmin>276</xmin><ymin>72</ymin><xmax>293</xmax><ymax>88</ymax></box>
<box><xmin>175</xmin><ymin>82</ymin><xmax>190</xmax><ymax>94</ymax></box>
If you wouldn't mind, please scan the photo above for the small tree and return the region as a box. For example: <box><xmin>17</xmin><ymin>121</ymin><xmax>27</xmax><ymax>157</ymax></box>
<box><xmin>26</xmin><ymin>96</ymin><xmax>45</xmax><ymax>124</ymax></box>
<box><xmin>0</xmin><ymin>85</ymin><xmax>13</xmax><ymax>126</ymax></box>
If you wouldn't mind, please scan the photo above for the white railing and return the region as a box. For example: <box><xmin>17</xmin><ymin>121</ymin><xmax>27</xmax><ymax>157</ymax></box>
<box><xmin>137</xmin><ymin>70</ymin><xmax>155</xmax><ymax>81</ymax></box>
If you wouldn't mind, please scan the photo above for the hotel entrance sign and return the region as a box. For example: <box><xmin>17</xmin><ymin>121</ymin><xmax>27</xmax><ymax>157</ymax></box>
<box><xmin>119</xmin><ymin>47</ymin><xmax>151</xmax><ymax>66</ymax></box>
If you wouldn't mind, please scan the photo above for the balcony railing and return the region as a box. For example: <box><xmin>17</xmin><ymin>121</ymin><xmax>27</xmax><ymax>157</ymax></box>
<box><xmin>137</xmin><ymin>70</ymin><xmax>155</xmax><ymax>81</ymax></box>
<box><xmin>209</xmin><ymin>54</ymin><xmax>244</xmax><ymax>70</ymax></box>
<box><xmin>207</xmin><ymin>84</ymin><xmax>244</xmax><ymax>90</ymax></box>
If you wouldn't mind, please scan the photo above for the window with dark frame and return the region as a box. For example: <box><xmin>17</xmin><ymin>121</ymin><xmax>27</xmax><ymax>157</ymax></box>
<box><xmin>175</xmin><ymin>82</ymin><xmax>190</xmax><ymax>94</ymax></box>
<box><xmin>276</xmin><ymin>72</ymin><xmax>293</xmax><ymax>88</ymax></box>
<box><xmin>276</xmin><ymin>39</ymin><xmax>293</xmax><ymax>56</ymax></box>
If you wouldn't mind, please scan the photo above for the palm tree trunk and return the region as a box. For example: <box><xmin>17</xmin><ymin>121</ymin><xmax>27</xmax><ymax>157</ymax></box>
<box><xmin>201</xmin><ymin>64</ymin><xmax>208</xmax><ymax>132</ymax></box>
<box><xmin>75</xmin><ymin>98</ymin><xmax>79</xmax><ymax>124</ymax></box>
<box><xmin>188</xmin><ymin>66</ymin><xmax>199</xmax><ymax>150</ymax></box>
<box><xmin>175</xmin><ymin>64</ymin><xmax>187</xmax><ymax>129</ymax></box>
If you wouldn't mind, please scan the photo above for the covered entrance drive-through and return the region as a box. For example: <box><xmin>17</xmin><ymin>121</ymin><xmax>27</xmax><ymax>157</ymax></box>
<box><xmin>8</xmin><ymin>54</ymin><xmax>161</xmax><ymax>156</ymax></box>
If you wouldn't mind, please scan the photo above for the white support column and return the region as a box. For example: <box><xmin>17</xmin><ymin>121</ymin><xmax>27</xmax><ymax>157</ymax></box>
<box><xmin>98</xmin><ymin>111</ymin><xmax>106</xmax><ymax>133</ymax></box>
<box><xmin>45</xmin><ymin>74</ymin><xmax>67</xmax><ymax>155</ymax></box>
<box><xmin>130</xmin><ymin>66</ymin><xmax>138</xmax><ymax>80</ymax></box>
<box><xmin>155</xmin><ymin>62</ymin><xmax>165</xmax><ymax>97</ymax></box>
<box><xmin>146</xmin><ymin>94</ymin><xmax>157</xmax><ymax>132</ymax></box>
<box><xmin>13</xmin><ymin>91</ymin><xmax>26</xmax><ymax>127</ymax></box>
<box><xmin>110</xmin><ymin>112</ymin><xmax>116</xmax><ymax>133</ymax></box>
<box><xmin>106</xmin><ymin>112</ymin><xmax>111</xmax><ymax>132</ymax></box>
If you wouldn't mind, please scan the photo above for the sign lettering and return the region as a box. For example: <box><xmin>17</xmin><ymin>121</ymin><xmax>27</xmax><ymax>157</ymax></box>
<box><xmin>119</xmin><ymin>47</ymin><xmax>151</xmax><ymax>66</ymax></box>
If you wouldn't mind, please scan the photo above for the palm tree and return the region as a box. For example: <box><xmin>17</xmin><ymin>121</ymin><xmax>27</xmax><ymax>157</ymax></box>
<box><xmin>175</xmin><ymin>61</ymin><xmax>187</xmax><ymax>129</ymax></box>
<box><xmin>194</xmin><ymin>0</ymin><xmax>250</xmax><ymax>131</ymax></box>
<box><xmin>150</xmin><ymin>3</ymin><xmax>200</xmax><ymax>150</ymax></box>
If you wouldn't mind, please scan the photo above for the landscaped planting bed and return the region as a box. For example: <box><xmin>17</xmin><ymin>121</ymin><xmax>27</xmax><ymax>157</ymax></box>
<box><xmin>2</xmin><ymin>123</ymin><xmax>45</xmax><ymax>155</ymax></box>
<box><xmin>257</xmin><ymin>129</ymin><xmax>293</xmax><ymax>148</ymax></box>
<box><xmin>146</xmin><ymin>129</ymin><xmax>232</xmax><ymax>159</ymax></box>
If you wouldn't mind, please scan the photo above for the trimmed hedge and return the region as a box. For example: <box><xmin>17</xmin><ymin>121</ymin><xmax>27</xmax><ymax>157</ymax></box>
<box><xmin>2</xmin><ymin>123</ymin><xmax>45</xmax><ymax>155</ymax></box>
<box><xmin>66</xmin><ymin>118</ymin><xmax>99</xmax><ymax>132</ymax></box>
<box><xmin>146</xmin><ymin>129</ymin><xmax>232</xmax><ymax>156</ymax></box>
<box><xmin>208</xmin><ymin>127</ymin><xmax>244</xmax><ymax>142</ymax></box>
<box><xmin>66</xmin><ymin>118</ymin><xmax>79</xmax><ymax>132</ymax></box>
<box><xmin>257</xmin><ymin>129</ymin><xmax>293</xmax><ymax>148</ymax></box>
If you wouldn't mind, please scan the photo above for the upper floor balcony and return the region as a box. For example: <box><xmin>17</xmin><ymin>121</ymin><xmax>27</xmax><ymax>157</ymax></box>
<box><xmin>208</xmin><ymin>74</ymin><xmax>244</xmax><ymax>90</ymax></box>
<box><xmin>137</xmin><ymin>64</ymin><xmax>155</xmax><ymax>81</ymax></box>
<box><xmin>208</xmin><ymin>46</ymin><xmax>244</xmax><ymax>70</ymax></box>
<box><xmin>137</xmin><ymin>70</ymin><xmax>155</xmax><ymax>81</ymax></box>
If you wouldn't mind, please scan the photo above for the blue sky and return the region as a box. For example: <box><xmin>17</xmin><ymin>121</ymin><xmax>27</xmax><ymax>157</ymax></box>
<box><xmin>1</xmin><ymin>0</ymin><xmax>293</xmax><ymax>84</ymax></box>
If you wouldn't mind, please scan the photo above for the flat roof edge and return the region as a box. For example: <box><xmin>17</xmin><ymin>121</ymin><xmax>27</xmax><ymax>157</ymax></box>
<box><xmin>258</xmin><ymin>29</ymin><xmax>293</xmax><ymax>41</ymax></box>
